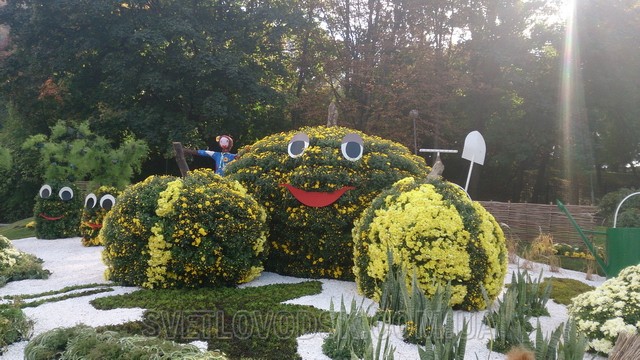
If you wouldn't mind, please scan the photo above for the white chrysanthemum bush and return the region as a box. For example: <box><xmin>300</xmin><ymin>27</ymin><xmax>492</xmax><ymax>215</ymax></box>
<box><xmin>352</xmin><ymin>177</ymin><xmax>508</xmax><ymax>310</ymax></box>
<box><xmin>570</xmin><ymin>264</ymin><xmax>640</xmax><ymax>355</ymax></box>
<box><xmin>101</xmin><ymin>168</ymin><xmax>268</xmax><ymax>289</ymax></box>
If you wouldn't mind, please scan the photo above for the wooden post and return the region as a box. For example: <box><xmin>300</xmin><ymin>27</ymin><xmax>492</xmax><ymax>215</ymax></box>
<box><xmin>172</xmin><ymin>142</ymin><xmax>190</xmax><ymax>177</ymax></box>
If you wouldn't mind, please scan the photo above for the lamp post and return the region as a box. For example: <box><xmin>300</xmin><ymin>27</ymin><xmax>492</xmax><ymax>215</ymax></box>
<box><xmin>410</xmin><ymin>109</ymin><xmax>418</xmax><ymax>155</ymax></box>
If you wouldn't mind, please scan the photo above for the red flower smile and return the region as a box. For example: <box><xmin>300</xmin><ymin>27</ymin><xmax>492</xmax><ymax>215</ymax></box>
<box><xmin>280</xmin><ymin>184</ymin><xmax>355</xmax><ymax>207</ymax></box>
<box><xmin>39</xmin><ymin>213</ymin><xmax>65</xmax><ymax>221</ymax></box>
<box><xmin>84</xmin><ymin>222</ymin><xmax>103</xmax><ymax>230</ymax></box>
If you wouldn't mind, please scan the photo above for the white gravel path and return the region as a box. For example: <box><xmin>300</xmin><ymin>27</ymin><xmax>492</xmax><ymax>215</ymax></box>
<box><xmin>1</xmin><ymin>237</ymin><xmax>609</xmax><ymax>359</ymax></box>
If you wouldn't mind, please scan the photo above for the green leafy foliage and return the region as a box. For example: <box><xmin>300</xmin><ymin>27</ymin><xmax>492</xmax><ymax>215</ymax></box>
<box><xmin>22</xmin><ymin>120</ymin><xmax>148</xmax><ymax>187</ymax></box>
<box><xmin>0</xmin><ymin>146</ymin><xmax>11</xmax><ymax>173</ymax></box>
<box><xmin>323</xmin><ymin>298</ymin><xmax>372</xmax><ymax>359</ymax></box>
<box><xmin>102</xmin><ymin>169</ymin><xmax>268</xmax><ymax>288</ymax></box>
<box><xmin>32</xmin><ymin>181</ymin><xmax>82</xmax><ymax>239</ymax></box>
<box><xmin>226</xmin><ymin>126</ymin><xmax>430</xmax><ymax>280</ymax></box>
<box><xmin>322</xmin><ymin>298</ymin><xmax>396</xmax><ymax>360</ymax></box>
<box><xmin>558</xmin><ymin>319</ymin><xmax>588</xmax><ymax>360</ymax></box>
<box><xmin>353</xmin><ymin>177</ymin><xmax>508</xmax><ymax>310</ymax></box>
<box><xmin>418</xmin><ymin>313</ymin><xmax>468</xmax><ymax>360</ymax></box>
<box><xmin>0</xmin><ymin>304</ymin><xmax>33</xmax><ymax>353</ymax></box>
<box><xmin>23</xmin><ymin>325</ymin><xmax>228</xmax><ymax>360</ymax></box>
<box><xmin>484</xmin><ymin>289</ymin><xmax>533</xmax><ymax>354</ymax></box>
<box><xmin>597</xmin><ymin>188</ymin><xmax>640</xmax><ymax>227</ymax></box>
<box><xmin>402</xmin><ymin>274</ymin><xmax>453</xmax><ymax>345</ymax></box>
<box><xmin>378</xmin><ymin>249</ymin><xmax>407</xmax><ymax>319</ymax></box>
<box><xmin>533</xmin><ymin>319</ymin><xmax>563</xmax><ymax>360</ymax></box>
<box><xmin>91</xmin><ymin>282</ymin><xmax>328</xmax><ymax>360</ymax></box>
<box><xmin>510</xmin><ymin>269</ymin><xmax>552</xmax><ymax>317</ymax></box>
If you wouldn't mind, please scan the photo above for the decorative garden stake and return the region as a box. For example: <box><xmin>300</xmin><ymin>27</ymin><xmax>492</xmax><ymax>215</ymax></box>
<box><xmin>419</xmin><ymin>148</ymin><xmax>459</xmax><ymax>179</ymax></box>
<box><xmin>462</xmin><ymin>131</ymin><xmax>486</xmax><ymax>193</ymax></box>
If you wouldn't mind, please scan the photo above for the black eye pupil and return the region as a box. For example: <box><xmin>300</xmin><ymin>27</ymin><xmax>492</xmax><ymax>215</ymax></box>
<box><xmin>60</xmin><ymin>191</ymin><xmax>73</xmax><ymax>201</ymax></box>
<box><xmin>345</xmin><ymin>142</ymin><xmax>361</xmax><ymax>158</ymax></box>
<box><xmin>102</xmin><ymin>199</ymin><xmax>114</xmax><ymax>211</ymax></box>
<box><xmin>86</xmin><ymin>198</ymin><xmax>96</xmax><ymax>208</ymax></box>
<box><xmin>290</xmin><ymin>141</ymin><xmax>306</xmax><ymax>156</ymax></box>
<box><xmin>41</xmin><ymin>190</ymin><xmax>51</xmax><ymax>198</ymax></box>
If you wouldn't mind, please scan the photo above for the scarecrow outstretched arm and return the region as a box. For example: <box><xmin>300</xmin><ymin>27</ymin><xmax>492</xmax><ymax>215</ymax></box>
<box><xmin>172</xmin><ymin>142</ymin><xmax>190</xmax><ymax>177</ymax></box>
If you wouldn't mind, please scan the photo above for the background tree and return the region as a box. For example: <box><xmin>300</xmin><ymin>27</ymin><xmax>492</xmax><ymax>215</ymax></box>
<box><xmin>22</xmin><ymin>120</ymin><xmax>149</xmax><ymax>188</ymax></box>
<box><xmin>1</xmin><ymin>0</ymin><xmax>639</xmax><ymax>220</ymax></box>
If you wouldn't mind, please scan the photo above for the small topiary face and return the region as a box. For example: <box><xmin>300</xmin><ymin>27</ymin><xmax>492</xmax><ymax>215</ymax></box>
<box><xmin>80</xmin><ymin>186</ymin><xmax>120</xmax><ymax>246</ymax></box>
<box><xmin>101</xmin><ymin>169</ymin><xmax>268</xmax><ymax>288</ymax></box>
<box><xmin>352</xmin><ymin>177</ymin><xmax>508</xmax><ymax>310</ymax></box>
<box><xmin>33</xmin><ymin>182</ymin><xmax>82</xmax><ymax>239</ymax></box>
<box><xmin>225</xmin><ymin>126</ymin><xmax>429</xmax><ymax>280</ymax></box>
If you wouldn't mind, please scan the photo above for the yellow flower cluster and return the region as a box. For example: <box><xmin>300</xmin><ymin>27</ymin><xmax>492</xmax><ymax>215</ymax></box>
<box><xmin>156</xmin><ymin>179</ymin><xmax>183</xmax><ymax>217</ymax></box>
<box><xmin>101</xmin><ymin>169</ymin><xmax>269</xmax><ymax>289</ymax></box>
<box><xmin>353</xmin><ymin>177</ymin><xmax>507</xmax><ymax>310</ymax></box>
<box><xmin>143</xmin><ymin>224</ymin><xmax>172</xmax><ymax>288</ymax></box>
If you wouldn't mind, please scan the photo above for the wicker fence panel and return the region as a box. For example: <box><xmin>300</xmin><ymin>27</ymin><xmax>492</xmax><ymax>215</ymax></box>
<box><xmin>479</xmin><ymin>201</ymin><xmax>603</xmax><ymax>246</ymax></box>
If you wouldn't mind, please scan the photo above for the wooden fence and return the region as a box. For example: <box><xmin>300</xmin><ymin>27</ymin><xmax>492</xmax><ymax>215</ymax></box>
<box><xmin>478</xmin><ymin>201</ymin><xmax>603</xmax><ymax>246</ymax></box>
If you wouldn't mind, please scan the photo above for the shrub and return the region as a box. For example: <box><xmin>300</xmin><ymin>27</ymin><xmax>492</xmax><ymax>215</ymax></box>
<box><xmin>322</xmin><ymin>298</ymin><xmax>395</xmax><ymax>360</ymax></box>
<box><xmin>23</xmin><ymin>325</ymin><xmax>227</xmax><ymax>360</ymax></box>
<box><xmin>569</xmin><ymin>264</ymin><xmax>640</xmax><ymax>355</ymax></box>
<box><xmin>597</xmin><ymin>188</ymin><xmax>640</xmax><ymax>227</ymax></box>
<box><xmin>101</xmin><ymin>169</ymin><xmax>268</xmax><ymax>288</ymax></box>
<box><xmin>484</xmin><ymin>289</ymin><xmax>532</xmax><ymax>353</ymax></box>
<box><xmin>225</xmin><ymin>125</ymin><xmax>429</xmax><ymax>280</ymax></box>
<box><xmin>80</xmin><ymin>186</ymin><xmax>120</xmax><ymax>246</ymax></box>
<box><xmin>352</xmin><ymin>177</ymin><xmax>508</xmax><ymax>310</ymax></box>
<box><xmin>33</xmin><ymin>181</ymin><xmax>82</xmax><ymax>239</ymax></box>
<box><xmin>0</xmin><ymin>235</ymin><xmax>50</xmax><ymax>287</ymax></box>
<box><xmin>0</xmin><ymin>304</ymin><xmax>33</xmax><ymax>353</ymax></box>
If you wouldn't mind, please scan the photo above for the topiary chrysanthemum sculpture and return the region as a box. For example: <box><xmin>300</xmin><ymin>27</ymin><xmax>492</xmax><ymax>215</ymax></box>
<box><xmin>352</xmin><ymin>177</ymin><xmax>508</xmax><ymax>310</ymax></box>
<box><xmin>225</xmin><ymin>126</ymin><xmax>430</xmax><ymax>280</ymax></box>
<box><xmin>33</xmin><ymin>182</ymin><xmax>83</xmax><ymax>239</ymax></box>
<box><xmin>80</xmin><ymin>185</ymin><xmax>120</xmax><ymax>246</ymax></box>
<box><xmin>101</xmin><ymin>168</ymin><xmax>268</xmax><ymax>288</ymax></box>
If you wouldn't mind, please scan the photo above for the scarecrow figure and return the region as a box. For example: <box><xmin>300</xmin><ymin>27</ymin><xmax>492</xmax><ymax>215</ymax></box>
<box><xmin>182</xmin><ymin>135</ymin><xmax>237</xmax><ymax>175</ymax></box>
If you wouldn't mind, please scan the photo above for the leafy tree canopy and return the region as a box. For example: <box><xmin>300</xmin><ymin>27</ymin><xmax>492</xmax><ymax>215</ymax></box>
<box><xmin>22</xmin><ymin>120</ymin><xmax>149</xmax><ymax>188</ymax></box>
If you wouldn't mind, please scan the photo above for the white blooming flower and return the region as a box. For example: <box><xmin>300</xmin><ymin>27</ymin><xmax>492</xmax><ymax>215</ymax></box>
<box><xmin>590</xmin><ymin>338</ymin><xmax>613</xmax><ymax>354</ymax></box>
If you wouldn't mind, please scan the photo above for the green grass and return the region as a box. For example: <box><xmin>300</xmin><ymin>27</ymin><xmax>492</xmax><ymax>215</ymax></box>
<box><xmin>541</xmin><ymin>278</ymin><xmax>595</xmax><ymax>305</ymax></box>
<box><xmin>92</xmin><ymin>281</ymin><xmax>330</xmax><ymax>360</ymax></box>
<box><xmin>0</xmin><ymin>217</ymin><xmax>36</xmax><ymax>240</ymax></box>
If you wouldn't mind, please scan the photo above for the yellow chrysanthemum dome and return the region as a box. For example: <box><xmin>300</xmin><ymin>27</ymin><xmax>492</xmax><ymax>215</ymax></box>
<box><xmin>352</xmin><ymin>177</ymin><xmax>507</xmax><ymax>310</ymax></box>
<box><xmin>101</xmin><ymin>169</ymin><xmax>268</xmax><ymax>288</ymax></box>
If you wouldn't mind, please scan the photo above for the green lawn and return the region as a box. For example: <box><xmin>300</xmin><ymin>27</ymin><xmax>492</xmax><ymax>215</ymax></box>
<box><xmin>0</xmin><ymin>217</ymin><xmax>35</xmax><ymax>240</ymax></box>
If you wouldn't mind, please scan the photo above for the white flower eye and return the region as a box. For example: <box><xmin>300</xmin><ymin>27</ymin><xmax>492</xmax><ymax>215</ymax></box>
<box><xmin>288</xmin><ymin>133</ymin><xmax>309</xmax><ymax>158</ymax></box>
<box><xmin>85</xmin><ymin>193</ymin><xmax>97</xmax><ymax>208</ymax></box>
<box><xmin>100</xmin><ymin>194</ymin><xmax>116</xmax><ymax>211</ymax></box>
<box><xmin>59</xmin><ymin>187</ymin><xmax>74</xmax><ymax>201</ymax></box>
<box><xmin>39</xmin><ymin>184</ymin><xmax>53</xmax><ymax>199</ymax></box>
<box><xmin>341</xmin><ymin>133</ymin><xmax>364</xmax><ymax>161</ymax></box>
